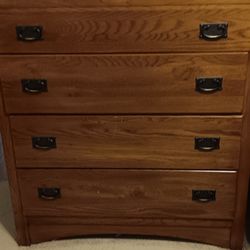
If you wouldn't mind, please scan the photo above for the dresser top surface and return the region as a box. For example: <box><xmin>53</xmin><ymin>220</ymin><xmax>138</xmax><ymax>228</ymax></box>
<box><xmin>1</xmin><ymin>0</ymin><xmax>250</xmax><ymax>8</ymax></box>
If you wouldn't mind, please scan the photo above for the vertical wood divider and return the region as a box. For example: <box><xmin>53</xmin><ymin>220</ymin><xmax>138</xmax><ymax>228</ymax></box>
<box><xmin>231</xmin><ymin>52</ymin><xmax>250</xmax><ymax>249</ymax></box>
<box><xmin>0</xmin><ymin>79</ymin><xmax>30</xmax><ymax>245</ymax></box>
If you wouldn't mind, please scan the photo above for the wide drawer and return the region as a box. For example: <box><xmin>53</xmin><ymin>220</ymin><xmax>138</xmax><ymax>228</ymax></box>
<box><xmin>1</xmin><ymin>6</ymin><xmax>250</xmax><ymax>53</ymax></box>
<box><xmin>18</xmin><ymin>169</ymin><xmax>237</xmax><ymax>219</ymax></box>
<box><xmin>11</xmin><ymin>116</ymin><xmax>242</xmax><ymax>170</ymax></box>
<box><xmin>1</xmin><ymin>53</ymin><xmax>247</xmax><ymax>114</ymax></box>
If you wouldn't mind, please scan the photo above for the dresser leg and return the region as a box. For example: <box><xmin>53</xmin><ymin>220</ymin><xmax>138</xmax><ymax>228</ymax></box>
<box><xmin>230</xmin><ymin>246</ymin><xmax>244</xmax><ymax>250</ymax></box>
<box><xmin>16</xmin><ymin>227</ymin><xmax>30</xmax><ymax>246</ymax></box>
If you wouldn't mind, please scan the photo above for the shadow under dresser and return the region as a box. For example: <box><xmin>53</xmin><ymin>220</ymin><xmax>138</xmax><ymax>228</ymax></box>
<box><xmin>1</xmin><ymin>1</ymin><xmax>250</xmax><ymax>249</ymax></box>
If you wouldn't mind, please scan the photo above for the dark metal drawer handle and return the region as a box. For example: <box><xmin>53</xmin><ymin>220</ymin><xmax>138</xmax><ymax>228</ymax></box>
<box><xmin>192</xmin><ymin>190</ymin><xmax>216</xmax><ymax>203</ymax></box>
<box><xmin>38</xmin><ymin>188</ymin><xmax>61</xmax><ymax>200</ymax></box>
<box><xmin>22</xmin><ymin>79</ymin><xmax>48</xmax><ymax>94</ymax></box>
<box><xmin>16</xmin><ymin>26</ymin><xmax>43</xmax><ymax>41</ymax></box>
<box><xmin>200</xmin><ymin>23</ymin><xmax>228</xmax><ymax>41</ymax></box>
<box><xmin>195</xmin><ymin>137</ymin><xmax>220</xmax><ymax>152</ymax></box>
<box><xmin>196</xmin><ymin>77</ymin><xmax>223</xmax><ymax>93</ymax></box>
<box><xmin>32</xmin><ymin>137</ymin><xmax>56</xmax><ymax>150</ymax></box>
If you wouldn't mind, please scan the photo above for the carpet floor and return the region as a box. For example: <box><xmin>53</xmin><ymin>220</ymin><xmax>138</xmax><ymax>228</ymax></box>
<box><xmin>0</xmin><ymin>181</ymin><xmax>248</xmax><ymax>250</ymax></box>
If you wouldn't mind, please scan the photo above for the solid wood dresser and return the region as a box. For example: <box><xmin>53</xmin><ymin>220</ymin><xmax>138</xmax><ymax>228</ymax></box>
<box><xmin>1</xmin><ymin>1</ymin><xmax>250</xmax><ymax>249</ymax></box>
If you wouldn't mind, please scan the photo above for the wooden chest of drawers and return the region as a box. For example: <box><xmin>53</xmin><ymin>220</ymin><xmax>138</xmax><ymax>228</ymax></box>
<box><xmin>1</xmin><ymin>1</ymin><xmax>250</xmax><ymax>249</ymax></box>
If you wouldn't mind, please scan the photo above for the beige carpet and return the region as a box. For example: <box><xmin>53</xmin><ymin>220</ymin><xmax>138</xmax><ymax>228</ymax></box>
<box><xmin>0</xmin><ymin>181</ymin><xmax>248</xmax><ymax>250</ymax></box>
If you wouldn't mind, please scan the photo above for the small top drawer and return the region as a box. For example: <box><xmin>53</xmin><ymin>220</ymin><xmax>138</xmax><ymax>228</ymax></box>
<box><xmin>1</xmin><ymin>5</ymin><xmax>250</xmax><ymax>53</ymax></box>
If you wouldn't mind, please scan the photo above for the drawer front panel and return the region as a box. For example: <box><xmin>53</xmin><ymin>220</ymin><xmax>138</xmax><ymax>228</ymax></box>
<box><xmin>11</xmin><ymin>116</ymin><xmax>242</xmax><ymax>169</ymax></box>
<box><xmin>1</xmin><ymin>53</ymin><xmax>247</xmax><ymax>114</ymax></box>
<box><xmin>1</xmin><ymin>6</ymin><xmax>250</xmax><ymax>53</ymax></box>
<box><xmin>18</xmin><ymin>169</ymin><xmax>237</xmax><ymax>219</ymax></box>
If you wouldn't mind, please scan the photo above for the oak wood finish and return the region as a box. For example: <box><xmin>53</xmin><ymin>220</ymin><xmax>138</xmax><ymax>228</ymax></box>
<box><xmin>1</xmin><ymin>0</ymin><xmax>250</xmax><ymax>249</ymax></box>
<box><xmin>18</xmin><ymin>169</ymin><xmax>237</xmax><ymax>219</ymax></box>
<box><xmin>0</xmin><ymin>53</ymin><xmax>247</xmax><ymax>114</ymax></box>
<box><xmin>1</xmin><ymin>6</ymin><xmax>250</xmax><ymax>53</ymax></box>
<box><xmin>11</xmin><ymin>116</ymin><xmax>242</xmax><ymax>170</ymax></box>
<box><xmin>28</xmin><ymin>223</ymin><xmax>231</xmax><ymax>247</ymax></box>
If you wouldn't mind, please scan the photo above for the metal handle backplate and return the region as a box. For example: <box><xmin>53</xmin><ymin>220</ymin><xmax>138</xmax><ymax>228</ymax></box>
<box><xmin>16</xmin><ymin>26</ymin><xmax>43</xmax><ymax>41</ymax></box>
<box><xmin>196</xmin><ymin>77</ymin><xmax>223</xmax><ymax>93</ymax></box>
<box><xmin>32</xmin><ymin>137</ymin><xmax>56</xmax><ymax>150</ymax></box>
<box><xmin>38</xmin><ymin>188</ymin><xmax>61</xmax><ymax>200</ymax></box>
<box><xmin>195</xmin><ymin>137</ymin><xmax>220</xmax><ymax>152</ymax></box>
<box><xmin>200</xmin><ymin>23</ymin><xmax>228</xmax><ymax>41</ymax></box>
<box><xmin>22</xmin><ymin>79</ymin><xmax>48</xmax><ymax>93</ymax></box>
<box><xmin>192</xmin><ymin>190</ymin><xmax>216</xmax><ymax>203</ymax></box>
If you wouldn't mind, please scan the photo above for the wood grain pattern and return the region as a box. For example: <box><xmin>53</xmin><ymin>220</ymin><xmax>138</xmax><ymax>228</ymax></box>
<box><xmin>0</xmin><ymin>53</ymin><xmax>247</xmax><ymax>114</ymax></box>
<box><xmin>10</xmin><ymin>116</ymin><xmax>242</xmax><ymax>170</ymax></box>
<box><xmin>1</xmin><ymin>0</ymin><xmax>250</xmax><ymax>9</ymax></box>
<box><xmin>28</xmin><ymin>223</ymin><xmax>231</xmax><ymax>248</ymax></box>
<box><xmin>1</xmin><ymin>1</ymin><xmax>249</xmax><ymax>248</ymax></box>
<box><xmin>18</xmin><ymin>169</ymin><xmax>237</xmax><ymax>219</ymax></box>
<box><xmin>1</xmin><ymin>6</ymin><xmax>250</xmax><ymax>53</ymax></box>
